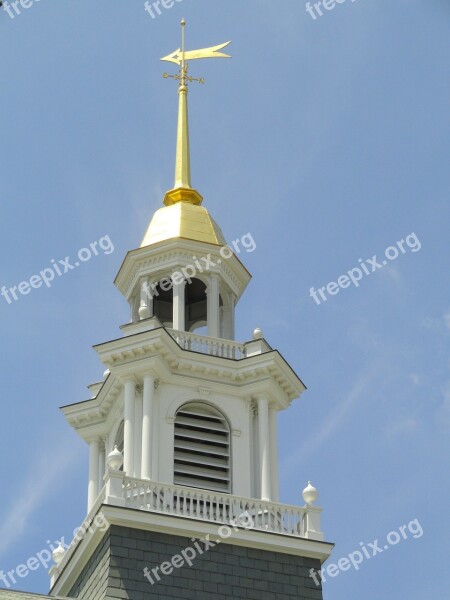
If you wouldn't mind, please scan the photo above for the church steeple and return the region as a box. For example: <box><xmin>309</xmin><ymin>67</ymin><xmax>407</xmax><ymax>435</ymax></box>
<box><xmin>49</xmin><ymin>25</ymin><xmax>331</xmax><ymax>600</ymax></box>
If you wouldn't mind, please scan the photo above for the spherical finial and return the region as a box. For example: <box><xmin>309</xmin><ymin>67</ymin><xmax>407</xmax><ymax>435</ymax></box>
<box><xmin>52</xmin><ymin>544</ymin><xmax>66</xmax><ymax>565</ymax></box>
<box><xmin>181</xmin><ymin>18</ymin><xmax>186</xmax><ymax>26</ymax></box>
<box><xmin>103</xmin><ymin>369</ymin><xmax>110</xmax><ymax>379</ymax></box>
<box><xmin>253</xmin><ymin>327</ymin><xmax>264</xmax><ymax>340</ymax></box>
<box><xmin>302</xmin><ymin>481</ymin><xmax>319</xmax><ymax>506</ymax></box>
<box><xmin>107</xmin><ymin>446</ymin><xmax>123</xmax><ymax>471</ymax></box>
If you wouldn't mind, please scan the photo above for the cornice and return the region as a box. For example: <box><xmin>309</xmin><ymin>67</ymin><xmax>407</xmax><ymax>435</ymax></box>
<box><xmin>114</xmin><ymin>239</ymin><xmax>251</xmax><ymax>301</ymax></box>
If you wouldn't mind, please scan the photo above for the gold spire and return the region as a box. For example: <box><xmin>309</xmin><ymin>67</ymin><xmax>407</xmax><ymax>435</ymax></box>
<box><xmin>161</xmin><ymin>20</ymin><xmax>231</xmax><ymax>207</ymax></box>
<box><xmin>140</xmin><ymin>22</ymin><xmax>231</xmax><ymax>249</ymax></box>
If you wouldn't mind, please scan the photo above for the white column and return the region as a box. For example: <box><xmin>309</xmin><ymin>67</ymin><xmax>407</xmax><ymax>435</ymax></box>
<box><xmin>269</xmin><ymin>407</ymin><xmax>279</xmax><ymax>502</ymax></box>
<box><xmin>148</xmin><ymin>283</ymin><xmax>154</xmax><ymax>317</ymax></box>
<box><xmin>131</xmin><ymin>294</ymin><xmax>139</xmax><ymax>323</ymax></box>
<box><xmin>141</xmin><ymin>374</ymin><xmax>155</xmax><ymax>480</ymax></box>
<box><xmin>249</xmin><ymin>401</ymin><xmax>259</xmax><ymax>498</ymax></box>
<box><xmin>257</xmin><ymin>396</ymin><xmax>271</xmax><ymax>501</ymax></box>
<box><xmin>221</xmin><ymin>292</ymin><xmax>235</xmax><ymax>340</ymax></box>
<box><xmin>98</xmin><ymin>439</ymin><xmax>106</xmax><ymax>492</ymax></box>
<box><xmin>88</xmin><ymin>439</ymin><xmax>100</xmax><ymax>512</ymax></box>
<box><xmin>207</xmin><ymin>274</ymin><xmax>220</xmax><ymax>338</ymax></box>
<box><xmin>173</xmin><ymin>278</ymin><xmax>186</xmax><ymax>331</ymax></box>
<box><xmin>139</xmin><ymin>278</ymin><xmax>151</xmax><ymax>320</ymax></box>
<box><xmin>152</xmin><ymin>388</ymin><xmax>160</xmax><ymax>481</ymax></box>
<box><xmin>134</xmin><ymin>390</ymin><xmax>143</xmax><ymax>478</ymax></box>
<box><xmin>124</xmin><ymin>379</ymin><xmax>136</xmax><ymax>477</ymax></box>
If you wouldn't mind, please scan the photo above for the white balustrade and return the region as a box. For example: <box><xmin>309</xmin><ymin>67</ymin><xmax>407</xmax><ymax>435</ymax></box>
<box><xmin>121</xmin><ymin>476</ymin><xmax>306</xmax><ymax>538</ymax></box>
<box><xmin>169</xmin><ymin>330</ymin><xmax>247</xmax><ymax>360</ymax></box>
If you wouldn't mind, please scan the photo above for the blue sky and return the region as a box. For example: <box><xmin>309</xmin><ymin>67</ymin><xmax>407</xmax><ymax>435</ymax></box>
<box><xmin>0</xmin><ymin>0</ymin><xmax>449</xmax><ymax>598</ymax></box>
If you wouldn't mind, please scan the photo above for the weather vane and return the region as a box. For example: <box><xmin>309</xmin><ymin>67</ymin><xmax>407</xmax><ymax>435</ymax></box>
<box><xmin>161</xmin><ymin>19</ymin><xmax>231</xmax><ymax>87</ymax></box>
<box><xmin>160</xmin><ymin>20</ymin><xmax>231</xmax><ymax>206</ymax></box>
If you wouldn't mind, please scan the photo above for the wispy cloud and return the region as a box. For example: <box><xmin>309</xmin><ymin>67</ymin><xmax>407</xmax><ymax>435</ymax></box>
<box><xmin>421</xmin><ymin>308</ymin><xmax>450</xmax><ymax>335</ymax></box>
<box><xmin>0</xmin><ymin>440</ymin><xmax>78</xmax><ymax>559</ymax></box>
<box><xmin>444</xmin><ymin>308</ymin><xmax>450</xmax><ymax>331</ymax></box>
<box><xmin>282</xmin><ymin>363</ymin><xmax>379</xmax><ymax>470</ymax></box>
<box><xmin>409</xmin><ymin>373</ymin><xmax>420</xmax><ymax>385</ymax></box>
<box><xmin>383</xmin><ymin>417</ymin><xmax>417</xmax><ymax>437</ymax></box>
<box><xmin>438</xmin><ymin>381</ymin><xmax>450</xmax><ymax>430</ymax></box>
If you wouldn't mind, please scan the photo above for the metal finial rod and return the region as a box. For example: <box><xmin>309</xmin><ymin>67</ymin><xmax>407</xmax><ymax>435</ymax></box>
<box><xmin>181</xmin><ymin>19</ymin><xmax>186</xmax><ymax>87</ymax></box>
<box><xmin>160</xmin><ymin>24</ymin><xmax>232</xmax><ymax>198</ymax></box>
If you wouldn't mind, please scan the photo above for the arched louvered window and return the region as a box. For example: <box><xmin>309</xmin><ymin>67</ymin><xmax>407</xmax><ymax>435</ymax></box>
<box><xmin>174</xmin><ymin>403</ymin><xmax>231</xmax><ymax>493</ymax></box>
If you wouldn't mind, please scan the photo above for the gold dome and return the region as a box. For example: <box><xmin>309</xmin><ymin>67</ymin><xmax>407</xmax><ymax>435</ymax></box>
<box><xmin>141</xmin><ymin>201</ymin><xmax>226</xmax><ymax>248</ymax></box>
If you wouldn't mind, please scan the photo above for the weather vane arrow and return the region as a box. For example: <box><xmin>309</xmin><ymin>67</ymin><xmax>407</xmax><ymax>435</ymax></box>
<box><xmin>161</xmin><ymin>41</ymin><xmax>232</xmax><ymax>65</ymax></box>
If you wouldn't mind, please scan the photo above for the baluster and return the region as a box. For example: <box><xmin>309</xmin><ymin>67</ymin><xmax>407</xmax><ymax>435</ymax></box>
<box><xmin>147</xmin><ymin>483</ymin><xmax>153</xmax><ymax>511</ymax></box>
<box><xmin>272</xmin><ymin>504</ymin><xmax>278</xmax><ymax>532</ymax></box>
<box><xmin>199</xmin><ymin>493</ymin><xmax>204</xmax><ymax>519</ymax></box>
<box><xmin>130</xmin><ymin>482</ymin><xmax>135</xmax><ymax>508</ymax></box>
<box><xmin>215</xmin><ymin>497</ymin><xmax>219</xmax><ymax>522</ymax></box>
<box><xmin>194</xmin><ymin>492</ymin><xmax>200</xmax><ymax>517</ymax></box>
<box><xmin>142</xmin><ymin>483</ymin><xmax>146</xmax><ymax>510</ymax></box>
<box><xmin>211</xmin><ymin>495</ymin><xmax>216</xmax><ymax>521</ymax></box>
<box><xmin>159</xmin><ymin>486</ymin><xmax>164</xmax><ymax>512</ymax></box>
<box><xmin>153</xmin><ymin>483</ymin><xmax>158</xmax><ymax>512</ymax></box>
<box><xmin>300</xmin><ymin>510</ymin><xmax>305</xmax><ymax>537</ymax></box>
<box><xmin>205</xmin><ymin>494</ymin><xmax>211</xmax><ymax>520</ymax></box>
<box><xmin>222</xmin><ymin>498</ymin><xmax>227</xmax><ymax>522</ymax></box>
<box><xmin>221</xmin><ymin>498</ymin><xmax>226</xmax><ymax>522</ymax></box>
<box><xmin>267</xmin><ymin>503</ymin><xmax>272</xmax><ymax>531</ymax></box>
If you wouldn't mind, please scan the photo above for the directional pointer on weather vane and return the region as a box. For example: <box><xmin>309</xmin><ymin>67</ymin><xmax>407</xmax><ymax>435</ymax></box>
<box><xmin>161</xmin><ymin>19</ymin><xmax>231</xmax><ymax>86</ymax></box>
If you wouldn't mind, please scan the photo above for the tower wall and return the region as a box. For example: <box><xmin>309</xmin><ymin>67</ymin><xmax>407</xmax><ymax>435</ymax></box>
<box><xmin>68</xmin><ymin>532</ymin><xmax>110</xmax><ymax>600</ymax></box>
<box><xmin>69</xmin><ymin>525</ymin><xmax>323</xmax><ymax>600</ymax></box>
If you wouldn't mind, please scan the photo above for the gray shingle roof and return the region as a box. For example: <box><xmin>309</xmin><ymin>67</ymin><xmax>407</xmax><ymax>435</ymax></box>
<box><xmin>0</xmin><ymin>592</ymin><xmax>71</xmax><ymax>600</ymax></box>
